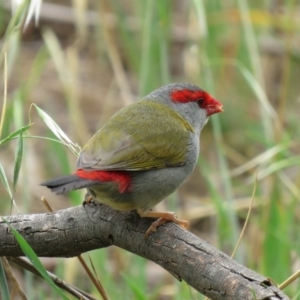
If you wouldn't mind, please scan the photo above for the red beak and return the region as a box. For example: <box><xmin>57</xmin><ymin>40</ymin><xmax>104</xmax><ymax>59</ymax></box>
<box><xmin>206</xmin><ymin>96</ymin><xmax>224</xmax><ymax>117</ymax></box>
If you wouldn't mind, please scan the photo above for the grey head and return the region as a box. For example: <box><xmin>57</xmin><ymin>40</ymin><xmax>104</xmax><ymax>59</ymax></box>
<box><xmin>142</xmin><ymin>82</ymin><xmax>211</xmax><ymax>135</ymax></box>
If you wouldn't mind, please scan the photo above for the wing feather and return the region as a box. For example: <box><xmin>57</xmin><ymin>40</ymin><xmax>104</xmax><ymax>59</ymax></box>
<box><xmin>77</xmin><ymin>101</ymin><xmax>195</xmax><ymax>171</ymax></box>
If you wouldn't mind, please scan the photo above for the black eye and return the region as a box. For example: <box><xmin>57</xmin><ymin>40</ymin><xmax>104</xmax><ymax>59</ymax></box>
<box><xmin>197</xmin><ymin>98</ymin><xmax>204</xmax><ymax>106</ymax></box>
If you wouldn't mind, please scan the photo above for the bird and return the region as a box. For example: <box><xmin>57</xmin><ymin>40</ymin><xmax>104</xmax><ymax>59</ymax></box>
<box><xmin>41</xmin><ymin>83</ymin><xmax>223</xmax><ymax>238</ymax></box>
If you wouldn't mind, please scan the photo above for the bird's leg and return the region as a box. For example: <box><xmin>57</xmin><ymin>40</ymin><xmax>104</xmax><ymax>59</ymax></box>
<box><xmin>137</xmin><ymin>210</ymin><xmax>189</xmax><ymax>239</ymax></box>
<box><xmin>82</xmin><ymin>193</ymin><xmax>94</xmax><ymax>206</ymax></box>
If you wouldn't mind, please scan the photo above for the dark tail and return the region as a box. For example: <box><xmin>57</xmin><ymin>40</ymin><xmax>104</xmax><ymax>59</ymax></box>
<box><xmin>41</xmin><ymin>174</ymin><xmax>98</xmax><ymax>195</ymax></box>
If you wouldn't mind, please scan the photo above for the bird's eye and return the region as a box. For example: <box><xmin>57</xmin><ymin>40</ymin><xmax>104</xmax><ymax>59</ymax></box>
<box><xmin>197</xmin><ymin>98</ymin><xmax>205</xmax><ymax>106</ymax></box>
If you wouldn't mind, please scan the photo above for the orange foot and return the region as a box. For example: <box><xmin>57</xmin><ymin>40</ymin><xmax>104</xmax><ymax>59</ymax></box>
<box><xmin>137</xmin><ymin>210</ymin><xmax>189</xmax><ymax>239</ymax></box>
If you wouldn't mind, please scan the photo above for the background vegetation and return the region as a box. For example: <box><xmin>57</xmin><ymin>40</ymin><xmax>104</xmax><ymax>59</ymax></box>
<box><xmin>0</xmin><ymin>0</ymin><xmax>300</xmax><ymax>299</ymax></box>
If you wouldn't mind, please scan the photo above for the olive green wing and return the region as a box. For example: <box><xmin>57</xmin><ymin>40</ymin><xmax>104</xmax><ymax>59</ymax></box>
<box><xmin>77</xmin><ymin>101</ymin><xmax>195</xmax><ymax>171</ymax></box>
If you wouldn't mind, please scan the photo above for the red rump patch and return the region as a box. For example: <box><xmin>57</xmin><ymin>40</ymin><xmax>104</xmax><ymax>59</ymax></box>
<box><xmin>171</xmin><ymin>89</ymin><xmax>208</xmax><ymax>103</ymax></box>
<box><xmin>76</xmin><ymin>169</ymin><xmax>131</xmax><ymax>193</ymax></box>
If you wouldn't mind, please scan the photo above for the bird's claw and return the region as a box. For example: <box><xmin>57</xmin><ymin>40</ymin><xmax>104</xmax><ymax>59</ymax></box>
<box><xmin>82</xmin><ymin>194</ymin><xmax>95</xmax><ymax>206</ymax></box>
<box><xmin>140</xmin><ymin>211</ymin><xmax>189</xmax><ymax>240</ymax></box>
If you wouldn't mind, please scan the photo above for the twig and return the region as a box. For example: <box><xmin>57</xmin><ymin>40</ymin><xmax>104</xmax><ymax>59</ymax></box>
<box><xmin>0</xmin><ymin>204</ymin><xmax>289</xmax><ymax>300</ymax></box>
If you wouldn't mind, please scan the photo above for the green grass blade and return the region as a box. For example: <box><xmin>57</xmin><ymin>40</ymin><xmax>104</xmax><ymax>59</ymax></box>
<box><xmin>138</xmin><ymin>0</ymin><xmax>154</xmax><ymax>95</ymax></box>
<box><xmin>0</xmin><ymin>0</ymin><xmax>29</xmax><ymax>64</ymax></box>
<box><xmin>0</xmin><ymin>49</ymin><xmax>7</xmax><ymax>139</ymax></box>
<box><xmin>42</xmin><ymin>29</ymin><xmax>68</xmax><ymax>85</ymax></box>
<box><xmin>258</xmin><ymin>157</ymin><xmax>300</xmax><ymax>180</ymax></box>
<box><xmin>121</xmin><ymin>273</ymin><xmax>147</xmax><ymax>300</ymax></box>
<box><xmin>2</xmin><ymin>218</ymin><xmax>69</xmax><ymax>300</ymax></box>
<box><xmin>156</xmin><ymin>1</ymin><xmax>171</xmax><ymax>85</ymax></box>
<box><xmin>0</xmin><ymin>163</ymin><xmax>12</xmax><ymax>199</ymax></box>
<box><xmin>237</xmin><ymin>63</ymin><xmax>276</xmax><ymax>119</ymax></box>
<box><xmin>110</xmin><ymin>0</ymin><xmax>140</xmax><ymax>74</ymax></box>
<box><xmin>0</xmin><ymin>259</ymin><xmax>10</xmax><ymax>300</ymax></box>
<box><xmin>6</xmin><ymin>31</ymin><xmax>21</xmax><ymax>77</ymax></box>
<box><xmin>230</xmin><ymin>143</ymin><xmax>289</xmax><ymax>176</ymax></box>
<box><xmin>198</xmin><ymin>157</ymin><xmax>230</xmax><ymax>217</ymax></box>
<box><xmin>199</xmin><ymin>58</ymin><xmax>240</xmax><ymax>258</ymax></box>
<box><xmin>192</xmin><ymin>0</ymin><xmax>208</xmax><ymax>38</ymax></box>
<box><xmin>262</xmin><ymin>179</ymin><xmax>290</xmax><ymax>283</ymax></box>
<box><xmin>20</xmin><ymin>46</ymin><xmax>48</xmax><ymax>101</ymax></box>
<box><xmin>13</xmin><ymin>133</ymin><xmax>23</xmax><ymax>194</ymax></box>
<box><xmin>237</xmin><ymin>0</ymin><xmax>274</xmax><ymax>142</ymax></box>
<box><xmin>33</xmin><ymin>104</ymin><xmax>80</xmax><ymax>156</ymax></box>
<box><xmin>0</xmin><ymin>124</ymin><xmax>32</xmax><ymax>145</ymax></box>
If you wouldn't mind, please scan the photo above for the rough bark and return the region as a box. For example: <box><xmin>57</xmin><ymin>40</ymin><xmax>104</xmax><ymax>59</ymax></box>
<box><xmin>0</xmin><ymin>203</ymin><xmax>289</xmax><ymax>300</ymax></box>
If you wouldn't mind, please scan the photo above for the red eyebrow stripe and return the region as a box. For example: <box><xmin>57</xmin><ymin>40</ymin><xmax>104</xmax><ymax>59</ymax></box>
<box><xmin>171</xmin><ymin>89</ymin><xmax>207</xmax><ymax>103</ymax></box>
<box><xmin>171</xmin><ymin>88</ymin><xmax>223</xmax><ymax>116</ymax></box>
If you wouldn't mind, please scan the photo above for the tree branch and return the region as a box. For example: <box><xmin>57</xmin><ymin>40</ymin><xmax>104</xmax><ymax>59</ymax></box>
<box><xmin>0</xmin><ymin>203</ymin><xmax>289</xmax><ymax>300</ymax></box>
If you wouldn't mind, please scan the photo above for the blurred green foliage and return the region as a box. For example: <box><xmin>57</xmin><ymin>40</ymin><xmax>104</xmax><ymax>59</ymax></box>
<box><xmin>0</xmin><ymin>0</ymin><xmax>300</xmax><ymax>299</ymax></box>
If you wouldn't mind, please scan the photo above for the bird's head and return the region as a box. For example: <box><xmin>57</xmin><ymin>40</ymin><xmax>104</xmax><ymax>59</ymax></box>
<box><xmin>145</xmin><ymin>83</ymin><xmax>223</xmax><ymax>134</ymax></box>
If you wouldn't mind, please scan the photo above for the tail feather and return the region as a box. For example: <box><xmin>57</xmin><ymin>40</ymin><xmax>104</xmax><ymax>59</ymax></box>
<box><xmin>41</xmin><ymin>174</ymin><xmax>98</xmax><ymax>195</ymax></box>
